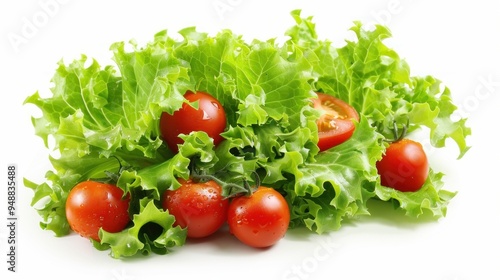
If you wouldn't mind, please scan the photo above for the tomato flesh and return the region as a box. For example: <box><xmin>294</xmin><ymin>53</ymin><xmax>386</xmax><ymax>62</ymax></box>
<box><xmin>227</xmin><ymin>187</ymin><xmax>290</xmax><ymax>248</ymax></box>
<box><xmin>376</xmin><ymin>139</ymin><xmax>429</xmax><ymax>192</ymax></box>
<box><xmin>313</xmin><ymin>93</ymin><xmax>359</xmax><ymax>151</ymax></box>
<box><xmin>160</xmin><ymin>91</ymin><xmax>227</xmax><ymax>153</ymax></box>
<box><xmin>162</xmin><ymin>179</ymin><xmax>229</xmax><ymax>238</ymax></box>
<box><xmin>65</xmin><ymin>181</ymin><xmax>130</xmax><ymax>241</ymax></box>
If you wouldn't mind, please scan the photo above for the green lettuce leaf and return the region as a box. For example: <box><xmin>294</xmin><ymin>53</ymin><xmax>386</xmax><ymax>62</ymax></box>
<box><xmin>24</xmin><ymin>176</ymin><xmax>70</xmax><ymax>237</ymax></box>
<box><xmin>286</xmin><ymin>117</ymin><xmax>383</xmax><ymax>233</ymax></box>
<box><xmin>99</xmin><ymin>199</ymin><xmax>186</xmax><ymax>258</ymax></box>
<box><xmin>374</xmin><ymin>170</ymin><xmax>456</xmax><ymax>218</ymax></box>
<box><xmin>117</xmin><ymin>131</ymin><xmax>218</xmax><ymax>200</ymax></box>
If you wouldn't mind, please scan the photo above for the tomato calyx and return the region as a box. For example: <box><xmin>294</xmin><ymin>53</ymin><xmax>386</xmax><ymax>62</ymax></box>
<box><xmin>90</xmin><ymin>156</ymin><xmax>132</xmax><ymax>185</ymax></box>
<box><xmin>188</xmin><ymin>161</ymin><xmax>260</xmax><ymax>199</ymax></box>
<box><xmin>189</xmin><ymin>160</ymin><xmax>261</xmax><ymax>199</ymax></box>
<box><xmin>384</xmin><ymin>119</ymin><xmax>409</xmax><ymax>143</ymax></box>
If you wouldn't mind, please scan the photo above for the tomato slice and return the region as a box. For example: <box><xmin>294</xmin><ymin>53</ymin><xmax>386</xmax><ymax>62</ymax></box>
<box><xmin>313</xmin><ymin>93</ymin><xmax>359</xmax><ymax>151</ymax></box>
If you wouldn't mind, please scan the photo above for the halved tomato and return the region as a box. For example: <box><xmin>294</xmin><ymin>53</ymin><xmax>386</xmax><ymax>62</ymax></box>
<box><xmin>312</xmin><ymin>93</ymin><xmax>359</xmax><ymax>151</ymax></box>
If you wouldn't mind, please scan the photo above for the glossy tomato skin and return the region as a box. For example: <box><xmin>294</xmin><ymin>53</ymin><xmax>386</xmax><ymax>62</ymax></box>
<box><xmin>160</xmin><ymin>91</ymin><xmax>227</xmax><ymax>153</ymax></box>
<box><xmin>313</xmin><ymin>93</ymin><xmax>359</xmax><ymax>151</ymax></box>
<box><xmin>65</xmin><ymin>181</ymin><xmax>131</xmax><ymax>241</ymax></box>
<box><xmin>162</xmin><ymin>179</ymin><xmax>229</xmax><ymax>238</ymax></box>
<box><xmin>227</xmin><ymin>187</ymin><xmax>290</xmax><ymax>248</ymax></box>
<box><xmin>376</xmin><ymin>139</ymin><xmax>429</xmax><ymax>192</ymax></box>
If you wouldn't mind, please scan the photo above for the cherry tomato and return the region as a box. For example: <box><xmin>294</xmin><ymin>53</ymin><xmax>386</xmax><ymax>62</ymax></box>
<box><xmin>376</xmin><ymin>139</ymin><xmax>429</xmax><ymax>192</ymax></box>
<box><xmin>312</xmin><ymin>93</ymin><xmax>359</xmax><ymax>151</ymax></box>
<box><xmin>65</xmin><ymin>181</ymin><xmax>131</xmax><ymax>241</ymax></box>
<box><xmin>160</xmin><ymin>91</ymin><xmax>227</xmax><ymax>153</ymax></box>
<box><xmin>162</xmin><ymin>179</ymin><xmax>229</xmax><ymax>238</ymax></box>
<box><xmin>227</xmin><ymin>186</ymin><xmax>290</xmax><ymax>248</ymax></box>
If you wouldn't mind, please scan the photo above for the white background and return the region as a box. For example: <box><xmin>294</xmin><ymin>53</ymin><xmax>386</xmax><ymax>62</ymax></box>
<box><xmin>1</xmin><ymin>1</ymin><xmax>499</xmax><ymax>279</ymax></box>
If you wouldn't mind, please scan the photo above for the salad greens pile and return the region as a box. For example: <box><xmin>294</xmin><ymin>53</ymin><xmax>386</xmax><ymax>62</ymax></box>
<box><xmin>24</xmin><ymin>10</ymin><xmax>470</xmax><ymax>258</ymax></box>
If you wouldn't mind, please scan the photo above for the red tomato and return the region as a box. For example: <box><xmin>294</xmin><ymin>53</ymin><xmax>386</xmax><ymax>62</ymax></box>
<box><xmin>227</xmin><ymin>187</ymin><xmax>290</xmax><ymax>248</ymax></box>
<box><xmin>65</xmin><ymin>181</ymin><xmax>131</xmax><ymax>241</ymax></box>
<box><xmin>312</xmin><ymin>93</ymin><xmax>359</xmax><ymax>151</ymax></box>
<box><xmin>162</xmin><ymin>179</ymin><xmax>229</xmax><ymax>238</ymax></box>
<box><xmin>159</xmin><ymin>91</ymin><xmax>227</xmax><ymax>153</ymax></box>
<box><xmin>376</xmin><ymin>139</ymin><xmax>429</xmax><ymax>192</ymax></box>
